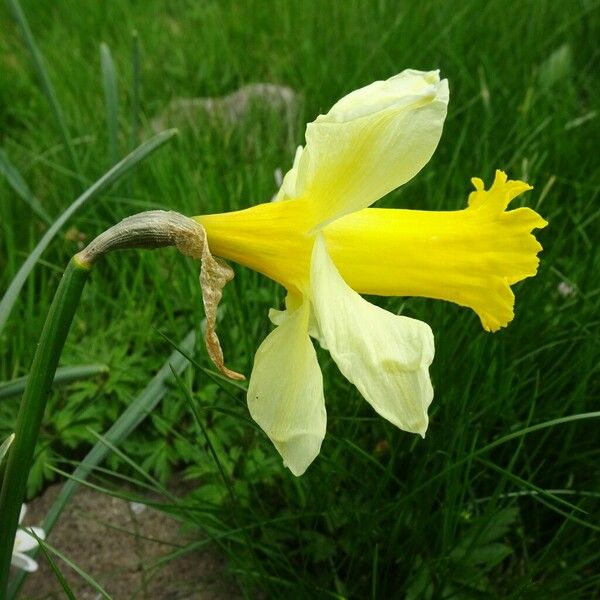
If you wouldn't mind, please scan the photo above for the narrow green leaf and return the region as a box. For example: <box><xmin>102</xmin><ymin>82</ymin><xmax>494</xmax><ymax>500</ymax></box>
<box><xmin>0</xmin><ymin>148</ymin><xmax>52</xmax><ymax>224</ymax></box>
<box><xmin>0</xmin><ymin>434</ymin><xmax>15</xmax><ymax>483</ymax></box>
<box><xmin>171</xmin><ymin>364</ymin><xmax>258</xmax><ymax>573</ymax></box>
<box><xmin>6</xmin><ymin>0</ymin><xmax>83</xmax><ymax>182</ymax></box>
<box><xmin>0</xmin><ymin>434</ymin><xmax>15</xmax><ymax>466</ymax></box>
<box><xmin>100</xmin><ymin>43</ymin><xmax>119</xmax><ymax>165</ymax></box>
<box><xmin>468</xmin><ymin>542</ymin><xmax>513</xmax><ymax>568</ymax></box>
<box><xmin>173</xmin><ymin>366</ymin><xmax>236</xmax><ymax>501</ymax></box>
<box><xmin>477</xmin><ymin>458</ymin><xmax>588</xmax><ymax>516</ymax></box>
<box><xmin>130</xmin><ymin>31</ymin><xmax>141</xmax><ymax>152</ymax></box>
<box><xmin>156</xmin><ymin>329</ymin><xmax>247</xmax><ymax>393</ymax></box>
<box><xmin>538</xmin><ymin>44</ymin><xmax>572</xmax><ymax>90</ymax></box>
<box><xmin>0</xmin><ymin>128</ymin><xmax>177</xmax><ymax>335</ymax></box>
<box><xmin>480</xmin><ymin>412</ymin><xmax>600</xmax><ymax>454</ymax></box>
<box><xmin>27</xmin><ymin>528</ymin><xmax>77</xmax><ymax>600</ymax></box>
<box><xmin>125</xmin><ymin>31</ymin><xmax>141</xmax><ymax>197</ymax></box>
<box><xmin>0</xmin><ymin>364</ymin><xmax>109</xmax><ymax>401</ymax></box>
<box><xmin>85</xmin><ymin>429</ymin><xmax>176</xmax><ymax>500</ymax></box>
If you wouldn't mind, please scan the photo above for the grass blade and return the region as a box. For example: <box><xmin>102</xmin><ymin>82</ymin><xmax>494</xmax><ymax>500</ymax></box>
<box><xmin>100</xmin><ymin>43</ymin><xmax>119</xmax><ymax>165</ymax></box>
<box><xmin>7</xmin><ymin>330</ymin><xmax>195</xmax><ymax>599</ymax></box>
<box><xmin>173</xmin><ymin>366</ymin><xmax>235</xmax><ymax>501</ymax></box>
<box><xmin>0</xmin><ymin>128</ymin><xmax>177</xmax><ymax>335</ymax></box>
<box><xmin>130</xmin><ymin>30</ymin><xmax>141</xmax><ymax>152</ymax></box>
<box><xmin>385</xmin><ymin>411</ymin><xmax>600</xmax><ymax>513</ymax></box>
<box><xmin>27</xmin><ymin>528</ymin><xmax>77</xmax><ymax>600</ymax></box>
<box><xmin>0</xmin><ymin>435</ymin><xmax>15</xmax><ymax>466</ymax></box>
<box><xmin>6</xmin><ymin>0</ymin><xmax>83</xmax><ymax>182</ymax></box>
<box><xmin>0</xmin><ymin>434</ymin><xmax>15</xmax><ymax>483</ymax></box>
<box><xmin>0</xmin><ymin>148</ymin><xmax>52</xmax><ymax>224</ymax></box>
<box><xmin>0</xmin><ymin>364</ymin><xmax>109</xmax><ymax>401</ymax></box>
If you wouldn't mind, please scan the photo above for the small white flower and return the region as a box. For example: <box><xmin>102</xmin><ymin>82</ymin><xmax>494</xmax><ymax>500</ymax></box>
<box><xmin>11</xmin><ymin>504</ymin><xmax>45</xmax><ymax>572</ymax></box>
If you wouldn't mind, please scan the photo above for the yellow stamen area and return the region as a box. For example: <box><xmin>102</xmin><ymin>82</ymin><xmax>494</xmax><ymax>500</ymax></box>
<box><xmin>195</xmin><ymin>171</ymin><xmax>547</xmax><ymax>332</ymax></box>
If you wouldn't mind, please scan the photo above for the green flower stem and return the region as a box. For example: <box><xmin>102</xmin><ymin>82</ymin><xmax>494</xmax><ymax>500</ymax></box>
<box><xmin>0</xmin><ymin>257</ymin><xmax>90</xmax><ymax>593</ymax></box>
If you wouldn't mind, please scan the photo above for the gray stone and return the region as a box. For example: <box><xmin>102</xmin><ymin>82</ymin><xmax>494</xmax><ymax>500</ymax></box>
<box><xmin>151</xmin><ymin>82</ymin><xmax>300</xmax><ymax>138</ymax></box>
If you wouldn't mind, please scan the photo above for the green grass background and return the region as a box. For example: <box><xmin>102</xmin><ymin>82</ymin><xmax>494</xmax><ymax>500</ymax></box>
<box><xmin>1</xmin><ymin>0</ymin><xmax>599</xmax><ymax>597</ymax></box>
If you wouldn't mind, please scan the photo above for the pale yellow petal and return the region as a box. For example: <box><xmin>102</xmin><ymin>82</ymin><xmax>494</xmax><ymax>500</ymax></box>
<box><xmin>273</xmin><ymin>145</ymin><xmax>304</xmax><ymax>202</ymax></box>
<box><xmin>310</xmin><ymin>235</ymin><xmax>434</xmax><ymax>435</ymax></box>
<box><xmin>269</xmin><ymin>291</ymin><xmax>325</xmax><ymax>345</ymax></box>
<box><xmin>326</xmin><ymin>69</ymin><xmax>445</xmax><ymax>120</ymax></box>
<box><xmin>296</xmin><ymin>69</ymin><xmax>448</xmax><ymax>227</ymax></box>
<box><xmin>248</xmin><ymin>300</ymin><xmax>326</xmax><ymax>476</ymax></box>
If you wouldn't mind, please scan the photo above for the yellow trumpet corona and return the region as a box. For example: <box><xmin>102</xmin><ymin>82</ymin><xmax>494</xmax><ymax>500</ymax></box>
<box><xmin>197</xmin><ymin>171</ymin><xmax>546</xmax><ymax>333</ymax></box>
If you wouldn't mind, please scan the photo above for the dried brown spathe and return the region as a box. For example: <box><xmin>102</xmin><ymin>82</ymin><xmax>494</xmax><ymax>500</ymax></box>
<box><xmin>173</xmin><ymin>218</ymin><xmax>245</xmax><ymax>381</ymax></box>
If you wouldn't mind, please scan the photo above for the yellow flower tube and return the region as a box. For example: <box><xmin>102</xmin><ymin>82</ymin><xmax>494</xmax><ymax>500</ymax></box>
<box><xmin>194</xmin><ymin>70</ymin><xmax>547</xmax><ymax>476</ymax></box>
<box><xmin>197</xmin><ymin>171</ymin><xmax>546</xmax><ymax>333</ymax></box>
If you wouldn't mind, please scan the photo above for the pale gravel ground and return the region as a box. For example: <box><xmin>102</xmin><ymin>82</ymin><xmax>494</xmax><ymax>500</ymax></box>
<box><xmin>18</xmin><ymin>483</ymin><xmax>240</xmax><ymax>600</ymax></box>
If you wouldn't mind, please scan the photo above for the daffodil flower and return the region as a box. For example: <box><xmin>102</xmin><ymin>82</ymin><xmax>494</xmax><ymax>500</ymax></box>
<box><xmin>11</xmin><ymin>504</ymin><xmax>44</xmax><ymax>572</ymax></box>
<box><xmin>194</xmin><ymin>69</ymin><xmax>547</xmax><ymax>476</ymax></box>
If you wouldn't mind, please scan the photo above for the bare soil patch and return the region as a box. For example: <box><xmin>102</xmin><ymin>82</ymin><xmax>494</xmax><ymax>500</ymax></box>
<box><xmin>18</xmin><ymin>483</ymin><xmax>240</xmax><ymax>600</ymax></box>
